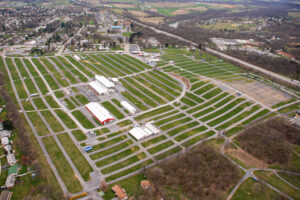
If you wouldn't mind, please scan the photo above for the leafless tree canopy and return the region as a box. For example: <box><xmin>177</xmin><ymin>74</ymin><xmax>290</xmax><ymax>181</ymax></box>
<box><xmin>142</xmin><ymin>144</ymin><xmax>240</xmax><ymax>200</ymax></box>
<box><xmin>237</xmin><ymin>118</ymin><xmax>300</xmax><ymax>166</ymax></box>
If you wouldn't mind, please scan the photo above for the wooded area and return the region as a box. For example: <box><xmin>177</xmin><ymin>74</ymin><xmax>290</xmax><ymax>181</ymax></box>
<box><xmin>139</xmin><ymin>144</ymin><xmax>240</xmax><ymax>200</ymax></box>
<box><xmin>237</xmin><ymin>118</ymin><xmax>300</xmax><ymax>165</ymax></box>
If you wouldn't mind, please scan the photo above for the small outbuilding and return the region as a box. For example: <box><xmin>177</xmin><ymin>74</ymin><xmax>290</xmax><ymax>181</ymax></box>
<box><xmin>112</xmin><ymin>185</ymin><xmax>128</xmax><ymax>200</ymax></box>
<box><xmin>121</xmin><ymin>101</ymin><xmax>136</xmax><ymax>115</ymax></box>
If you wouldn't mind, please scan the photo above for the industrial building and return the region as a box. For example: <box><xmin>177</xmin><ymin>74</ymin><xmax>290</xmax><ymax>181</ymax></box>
<box><xmin>89</xmin><ymin>81</ymin><xmax>109</xmax><ymax>95</ymax></box>
<box><xmin>121</xmin><ymin>101</ymin><xmax>136</xmax><ymax>115</ymax></box>
<box><xmin>85</xmin><ymin>102</ymin><xmax>114</xmax><ymax>125</ymax></box>
<box><xmin>129</xmin><ymin>121</ymin><xmax>160</xmax><ymax>140</ymax></box>
<box><xmin>88</xmin><ymin>75</ymin><xmax>115</xmax><ymax>96</ymax></box>
<box><xmin>95</xmin><ymin>75</ymin><xmax>115</xmax><ymax>88</ymax></box>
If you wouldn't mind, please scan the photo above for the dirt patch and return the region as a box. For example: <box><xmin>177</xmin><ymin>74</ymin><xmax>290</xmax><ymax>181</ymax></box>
<box><xmin>128</xmin><ymin>10</ymin><xmax>149</xmax><ymax>17</ymax></box>
<box><xmin>227</xmin><ymin>80</ymin><xmax>291</xmax><ymax>107</ymax></box>
<box><xmin>138</xmin><ymin>17</ymin><xmax>164</xmax><ymax>25</ymax></box>
<box><xmin>114</xmin><ymin>3</ymin><xmax>136</xmax><ymax>8</ymax></box>
<box><xmin>226</xmin><ymin>147</ymin><xmax>268</xmax><ymax>168</ymax></box>
<box><xmin>171</xmin><ymin>9</ymin><xmax>190</xmax><ymax>15</ymax></box>
<box><xmin>169</xmin><ymin>72</ymin><xmax>190</xmax><ymax>89</ymax></box>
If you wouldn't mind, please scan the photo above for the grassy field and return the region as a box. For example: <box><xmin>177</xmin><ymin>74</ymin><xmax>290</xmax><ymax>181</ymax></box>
<box><xmin>42</xmin><ymin>136</ymin><xmax>82</xmax><ymax>193</ymax></box>
<box><xmin>71</xmin><ymin>130</ymin><xmax>87</xmax><ymax>141</ymax></box>
<box><xmin>102</xmin><ymin>101</ymin><xmax>125</xmax><ymax>119</ymax></box>
<box><xmin>55</xmin><ymin>110</ymin><xmax>77</xmax><ymax>129</ymax></box>
<box><xmin>40</xmin><ymin>110</ymin><xmax>64</xmax><ymax>132</ymax></box>
<box><xmin>72</xmin><ymin>110</ymin><xmax>95</xmax><ymax>129</ymax></box>
<box><xmin>58</xmin><ymin>133</ymin><xmax>93</xmax><ymax>181</ymax></box>
<box><xmin>27</xmin><ymin>112</ymin><xmax>50</xmax><ymax>136</ymax></box>
<box><xmin>232</xmin><ymin>178</ymin><xmax>286</xmax><ymax>200</ymax></box>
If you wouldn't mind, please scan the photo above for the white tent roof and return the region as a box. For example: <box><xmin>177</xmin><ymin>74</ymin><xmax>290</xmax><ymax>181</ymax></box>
<box><xmin>145</xmin><ymin>122</ymin><xmax>160</xmax><ymax>134</ymax></box>
<box><xmin>85</xmin><ymin>102</ymin><xmax>114</xmax><ymax>123</ymax></box>
<box><xmin>121</xmin><ymin>101</ymin><xmax>136</xmax><ymax>114</ymax></box>
<box><xmin>129</xmin><ymin>127</ymin><xmax>149</xmax><ymax>140</ymax></box>
<box><xmin>89</xmin><ymin>81</ymin><xmax>108</xmax><ymax>95</ymax></box>
<box><xmin>95</xmin><ymin>75</ymin><xmax>115</xmax><ymax>88</ymax></box>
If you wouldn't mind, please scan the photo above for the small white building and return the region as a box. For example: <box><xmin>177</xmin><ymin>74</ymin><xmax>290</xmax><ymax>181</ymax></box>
<box><xmin>95</xmin><ymin>75</ymin><xmax>115</xmax><ymax>88</ymax></box>
<box><xmin>89</xmin><ymin>81</ymin><xmax>109</xmax><ymax>95</ymax></box>
<box><xmin>0</xmin><ymin>130</ymin><xmax>11</xmax><ymax>138</ymax></box>
<box><xmin>1</xmin><ymin>137</ymin><xmax>9</xmax><ymax>146</ymax></box>
<box><xmin>121</xmin><ymin>101</ymin><xmax>136</xmax><ymax>115</ymax></box>
<box><xmin>85</xmin><ymin>102</ymin><xmax>114</xmax><ymax>125</ymax></box>
<box><xmin>74</xmin><ymin>55</ymin><xmax>81</xmax><ymax>61</ymax></box>
<box><xmin>7</xmin><ymin>153</ymin><xmax>16</xmax><ymax>166</ymax></box>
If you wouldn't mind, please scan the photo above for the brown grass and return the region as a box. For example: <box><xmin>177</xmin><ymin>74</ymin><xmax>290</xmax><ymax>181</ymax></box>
<box><xmin>226</xmin><ymin>147</ymin><xmax>268</xmax><ymax>168</ymax></box>
<box><xmin>150</xmin><ymin>2</ymin><xmax>192</xmax><ymax>8</ymax></box>
<box><xmin>171</xmin><ymin>9</ymin><xmax>190</xmax><ymax>15</ymax></box>
<box><xmin>129</xmin><ymin>10</ymin><xmax>149</xmax><ymax>17</ymax></box>
<box><xmin>114</xmin><ymin>3</ymin><xmax>136</xmax><ymax>8</ymax></box>
<box><xmin>138</xmin><ymin>17</ymin><xmax>164</xmax><ymax>25</ymax></box>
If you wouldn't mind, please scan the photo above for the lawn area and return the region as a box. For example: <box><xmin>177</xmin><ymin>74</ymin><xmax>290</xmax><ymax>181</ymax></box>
<box><xmin>182</xmin><ymin>131</ymin><xmax>215</xmax><ymax>147</ymax></box>
<box><xmin>147</xmin><ymin>141</ymin><xmax>174</xmax><ymax>154</ymax></box>
<box><xmin>135</xmin><ymin>105</ymin><xmax>173</xmax><ymax>121</ymax></box>
<box><xmin>34</xmin><ymin>77</ymin><xmax>48</xmax><ymax>94</ymax></box>
<box><xmin>120</xmin><ymin>79</ymin><xmax>157</xmax><ymax>107</ymax></box>
<box><xmin>14</xmin><ymin>80</ymin><xmax>28</xmax><ymax>99</ymax></box>
<box><xmin>24</xmin><ymin>79</ymin><xmax>38</xmax><ymax>94</ymax></box>
<box><xmin>154</xmin><ymin>146</ymin><xmax>182</xmax><ymax>160</ymax></box>
<box><xmin>181</xmin><ymin>97</ymin><xmax>197</xmax><ymax>106</ymax></box>
<box><xmin>241</xmin><ymin>109</ymin><xmax>270</xmax><ymax>125</ymax></box>
<box><xmin>44</xmin><ymin>96</ymin><xmax>59</xmax><ymax>108</ymax></box>
<box><xmin>95</xmin><ymin>146</ymin><xmax>140</xmax><ymax>168</ymax></box>
<box><xmin>64</xmin><ymin>98</ymin><xmax>76</xmax><ymax>110</ymax></box>
<box><xmin>33</xmin><ymin>97</ymin><xmax>47</xmax><ymax>110</ymax></box>
<box><xmin>55</xmin><ymin>110</ymin><xmax>77</xmax><ymax>129</ymax></box>
<box><xmin>160</xmin><ymin>117</ymin><xmax>192</xmax><ymax>131</ymax></box>
<box><xmin>232</xmin><ymin>178</ymin><xmax>286</xmax><ymax>200</ymax></box>
<box><xmin>58</xmin><ymin>133</ymin><xmax>93</xmax><ymax>181</ymax></box>
<box><xmin>27</xmin><ymin>112</ymin><xmax>50</xmax><ymax>136</ymax></box>
<box><xmin>167</xmin><ymin>121</ymin><xmax>199</xmax><ymax>136</ymax></box>
<box><xmin>54</xmin><ymin>91</ymin><xmax>65</xmax><ymax>98</ymax></box>
<box><xmin>102</xmin><ymin>101</ymin><xmax>125</xmax><ymax>119</ymax></box>
<box><xmin>90</xmin><ymin>140</ymin><xmax>133</xmax><ymax>160</ymax></box>
<box><xmin>44</xmin><ymin>74</ymin><xmax>59</xmax><ymax>90</ymax></box>
<box><xmin>121</xmin><ymin>91</ymin><xmax>148</xmax><ymax>111</ymax></box>
<box><xmin>71</xmin><ymin>130</ymin><xmax>87</xmax><ymax>141</ymax></box>
<box><xmin>202</xmin><ymin>88</ymin><xmax>222</xmax><ymax>99</ymax></box>
<box><xmin>22</xmin><ymin>100</ymin><xmax>34</xmax><ymax>111</ymax></box>
<box><xmin>155</xmin><ymin>113</ymin><xmax>185</xmax><ymax>126</ymax></box>
<box><xmin>101</xmin><ymin>152</ymin><xmax>147</xmax><ymax>174</ymax></box>
<box><xmin>42</xmin><ymin>136</ymin><xmax>83</xmax><ymax>193</ymax></box>
<box><xmin>90</xmin><ymin>135</ymin><xmax>127</xmax><ymax>152</ymax></box>
<box><xmin>104</xmin><ymin>160</ymin><xmax>153</xmax><ymax>182</ymax></box>
<box><xmin>72</xmin><ymin>110</ymin><xmax>95</xmax><ymax>129</ymax></box>
<box><xmin>23</xmin><ymin>58</ymin><xmax>39</xmax><ymax>77</ymax></box>
<box><xmin>6</xmin><ymin>58</ymin><xmax>20</xmax><ymax>80</ymax></box>
<box><xmin>117</xmin><ymin>120</ymin><xmax>132</xmax><ymax>127</ymax></box>
<box><xmin>254</xmin><ymin>170</ymin><xmax>300</xmax><ymax>200</ymax></box>
<box><xmin>75</xmin><ymin>94</ymin><xmax>89</xmax><ymax>105</ymax></box>
<box><xmin>174</xmin><ymin>126</ymin><xmax>208</xmax><ymax>142</ymax></box>
<box><xmin>141</xmin><ymin>135</ymin><xmax>167</xmax><ymax>148</ymax></box>
<box><xmin>278</xmin><ymin>172</ymin><xmax>300</xmax><ymax>188</ymax></box>
<box><xmin>41</xmin><ymin>110</ymin><xmax>64</xmax><ymax>132</ymax></box>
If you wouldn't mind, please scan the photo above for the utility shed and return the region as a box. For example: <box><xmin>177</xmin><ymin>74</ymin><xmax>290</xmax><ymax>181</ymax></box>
<box><xmin>121</xmin><ymin>101</ymin><xmax>136</xmax><ymax>115</ymax></box>
<box><xmin>89</xmin><ymin>81</ymin><xmax>108</xmax><ymax>95</ymax></box>
<box><xmin>95</xmin><ymin>75</ymin><xmax>115</xmax><ymax>88</ymax></box>
<box><xmin>85</xmin><ymin>102</ymin><xmax>114</xmax><ymax>124</ymax></box>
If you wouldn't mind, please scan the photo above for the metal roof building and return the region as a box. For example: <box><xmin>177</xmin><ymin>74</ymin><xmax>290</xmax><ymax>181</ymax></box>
<box><xmin>129</xmin><ymin>122</ymin><xmax>160</xmax><ymax>140</ymax></box>
<box><xmin>121</xmin><ymin>101</ymin><xmax>136</xmax><ymax>115</ymax></box>
<box><xmin>95</xmin><ymin>75</ymin><xmax>115</xmax><ymax>88</ymax></box>
<box><xmin>85</xmin><ymin>102</ymin><xmax>114</xmax><ymax>124</ymax></box>
<box><xmin>89</xmin><ymin>81</ymin><xmax>109</xmax><ymax>95</ymax></box>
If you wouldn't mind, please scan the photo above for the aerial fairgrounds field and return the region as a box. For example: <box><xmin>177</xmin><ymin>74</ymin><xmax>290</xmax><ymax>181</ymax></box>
<box><xmin>1</xmin><ymin>48</ymin><xmax>300</xmax><ymax>199</ymax></box>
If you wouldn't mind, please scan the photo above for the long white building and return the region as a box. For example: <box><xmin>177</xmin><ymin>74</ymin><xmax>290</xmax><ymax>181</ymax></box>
<box><xmin>121</xmin><ymin>101</ymin><xmax>136</xmax><ymax>115</ymax></box>
<box><xmin>95</xmin><ymin>75</ymin><xmax>115</xmax><ymax>88</ymax></box>
<box><xmin>85</xmin><ymin>102</ymin><xmax>114</xmax><ymax>124</ymax></box>
<box><xmin>89</xmin><ymin>81</ymin><xmax>109</xmax><ymax>95</ymax></box>
<box><xmin>129</xmin><ymin>122</ymin><xmax>160</xmax><ymax>140</ymax></box>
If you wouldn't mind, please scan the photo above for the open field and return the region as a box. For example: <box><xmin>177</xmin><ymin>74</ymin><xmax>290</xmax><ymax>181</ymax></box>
<box><xmin>2</xmin><ymin>48</ymin><xmax>299</xmax><ymax>199</ymax></box>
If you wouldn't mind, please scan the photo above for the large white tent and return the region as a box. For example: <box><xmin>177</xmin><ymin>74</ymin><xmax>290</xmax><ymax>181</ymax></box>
<box><xmin>95</xmin><ymin>75</ymin><xmax>115</xmax><ymax>88</ymax></box>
